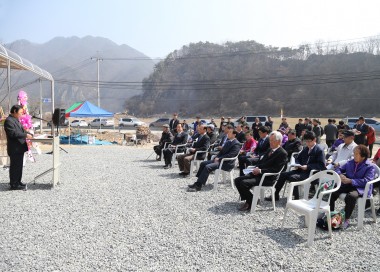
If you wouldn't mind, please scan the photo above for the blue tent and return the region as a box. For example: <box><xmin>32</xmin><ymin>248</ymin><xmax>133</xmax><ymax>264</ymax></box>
<box><xmin>68</xmin><ymin>101</ymin><xmax>113</xmax><ymax>117</ymax></box>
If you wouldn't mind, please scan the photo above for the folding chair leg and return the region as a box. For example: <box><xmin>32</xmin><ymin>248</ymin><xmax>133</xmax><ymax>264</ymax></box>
<box><xmin>250</xmin><ymin>187</ymin><xmax>260</xmax><ymax>213</ymax></box>
<box><xmin>213</xmin><ymin>169</ymin><xmax>220</xmax><ymax>190</ymax></box>
<box><xmin>282</xmin><ymin>182</ymin><xmax>287</xmax><ymax>197</ymax></box>
<box><xmin>370</xmin><ymin>198</ymin><xmax>377</xmax><ymax>223</ymax></box>
<box><xmin>271</xmin><ymin>188</ymin><xmax>276</xmax><ymax>211</ymax></box>
<box><xmin>189</xmin><ymin>161</ymin><xmax>194</xmax><ymax>178</ymax></box>
<box><xmin>326</xmin><ymin>211</ymin><xmax>332</xmax><ymax>238</ymax></box>
<box><xmin>357</xmin><ymin>200</ymin><xmax>364</xmax><ymax>230</ymax></box>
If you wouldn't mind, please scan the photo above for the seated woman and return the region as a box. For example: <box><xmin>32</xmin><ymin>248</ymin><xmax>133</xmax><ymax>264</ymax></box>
<box><xmin>237</xmin><ymin>131</ymin><xmax>257</xmax><ymax>176</ymax></box>
<box><xmin>330</xmin><ymin>145</ymin><xmax>375</xmax><ymax>229</ymax></box>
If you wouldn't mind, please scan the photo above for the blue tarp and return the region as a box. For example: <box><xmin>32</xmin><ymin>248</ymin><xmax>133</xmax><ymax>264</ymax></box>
<box><xmin>60</xmin><ymin>135</ymin><xmax>114</xmax><ymax>145</ymax></box>
<box><xmin>68</xmin><ymin>101</ymin><xmax>113</xmax><ymax>117</ymax></box>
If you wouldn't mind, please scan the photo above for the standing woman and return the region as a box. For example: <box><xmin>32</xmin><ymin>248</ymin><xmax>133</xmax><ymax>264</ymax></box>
<box><xmin>4</xmin><ymin>105</ymin><xmax>33</xmax><ymax>190</ymax></box>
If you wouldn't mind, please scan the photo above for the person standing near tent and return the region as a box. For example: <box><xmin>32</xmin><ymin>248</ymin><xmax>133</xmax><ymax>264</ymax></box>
<box><xmin>4</xmin><ymin>105</ymin><xmax>33</xmax><ymax>190</ymax></box>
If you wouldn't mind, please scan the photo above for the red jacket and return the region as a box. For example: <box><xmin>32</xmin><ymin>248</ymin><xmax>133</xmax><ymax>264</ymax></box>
<box><xmin>367</xmin><ymin>126</ymin><xmax>376</xmax><ymax>145</ymax></box>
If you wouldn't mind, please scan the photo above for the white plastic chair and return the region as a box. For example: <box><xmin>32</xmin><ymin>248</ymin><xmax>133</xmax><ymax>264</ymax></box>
<box><xmin>213</xmin><ymin>154</ymin><xmax>239</xmax><ymax>190</ymax></box>
<box><xmin>282</xmin><ymin>151</ymin><xmax>302</xmax><ymax>197</ymax></box>
<box><xmin>189</xmin><ymin>150</ymin><xmax>208</xmax><ymax>178</ymax></box>
<box><xmin>281</xmin><ymin>170</ymin><xmax>341</xmax><ymax>247</ymax></box>
<box><xmin>169</xmin><ymin>143</ymin><xmax>187</xmax><ymax>165</ymax></box>
<box><xmin>249</xmin><ymin>166</ymin><xmax>284</xmax><ymax>212</ymax></box>
<box><xmin>338</xmin><ymin>164</ymin><xmax>380</xmax><ymax>229</ymax></box>
<box><xmin>160</xmin><ymin>142</ymin><xmax>170</xmax><ymax>161</ymax></box>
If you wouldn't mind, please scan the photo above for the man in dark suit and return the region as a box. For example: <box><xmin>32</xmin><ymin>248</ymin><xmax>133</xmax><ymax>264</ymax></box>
<box><xmin>206</xmin><ymin>125</ymin><xmax>217</xmax><ymax>144</ymax></box>
<box><xmin>177</xmin><ymin>125</ymin><xmax>210</xmax><ymax>176</ymax></box>
<box><xmin>267</xmin><ymin>131</ymin><xmax>326</xmax><ymax>200</ymax></box>
<box><xmin>235</xmin><ymin>124</ymin><xmax>245</xmax><ymax>143</ymax></box>
<box><xmin>238</xmin><ymin>126</ymin><xmax>270</xmax><ymax>176</ymax></box>
<box><xmin>354</xmin><ymin>116</ymin><xmax>369</xmax><ymax>145</ymax></box>
<box><xmin>188</xmin><ymin>128</ymin><xmax>241</xmax><ymax>191</ymax></box>
<box><xmin>153</xmin><ymin>124</ymin><xmax>173</xmax><ymax>160</ymax></box>
<box><xmin>234</xmin><ymin>131</ymin><xmax>288</xmax><ymax>211</ymax></box>
<box><xmin>163</xmin><ymin>123</ymin><xmax>188</xmax><ymax>169</ymax></box>
<box><xmin>4</xmin><ymin>105</ymin><xmax>33</xmax><ymax>190</ymax></box>
<box><xmin>169</xmin><ymin>113</ymin><xmax>180</xmax><ymax>135</ymax></box>
<box><xmin>283</xmin><ymin>129</ymin><xmax>302</xmax><ymax>161</ymax></box>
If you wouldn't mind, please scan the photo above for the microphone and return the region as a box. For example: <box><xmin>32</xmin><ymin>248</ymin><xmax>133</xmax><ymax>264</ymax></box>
<box><xmin>32</xmin><ymin>115</ymin><xmax>49</xmax><ymax>122</ymax></box>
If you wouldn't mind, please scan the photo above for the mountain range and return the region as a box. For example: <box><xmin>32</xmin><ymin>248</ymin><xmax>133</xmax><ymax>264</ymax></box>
<box><xmin>3</xmin><ymin>36</ymin><xmax>155</xmax><ymax>113</ymax></box>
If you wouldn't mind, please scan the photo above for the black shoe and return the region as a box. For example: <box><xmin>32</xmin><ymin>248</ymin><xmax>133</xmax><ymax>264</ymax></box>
<box><xmin>188</xmin><ymin>185</ymin><xmax>201</xmax><ymax>192</ymax></box>
<box><xmin>164</xmin><ymin>164</ymin><xmax>172</xmax><ymax>169</ymax></box>
<box><xmin>264</xmin><ymin>196</ymin><xmax>279</xmax><ymax>202</ymax></box>
<box><xmin>10</xmin><ymin>186</ymin><xmax>25</xmax><ymax>191</ymax></box>
<box><xmin>179</xmin><ymin>172</ymin><xmax>189</xmax><ymax>176</ymax></box>
<box><xmin>377</xmin><ymin>208</ymin><xmax>380</xmax><ymax>216</ymax></box>
<box><xmin>19</xmin><ymin>182</ymin><xmax>26</xmax><ymax>187</ymax></box>
<box><xmin>156</xmin><ymin>156</ymin><xmax>161</xmax><ymax>161</ymax></box>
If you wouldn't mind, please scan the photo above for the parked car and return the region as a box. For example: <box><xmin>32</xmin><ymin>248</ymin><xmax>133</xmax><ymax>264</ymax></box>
<box><xmin>89</xmin><ymin>118</ymin><xmax>115</xmax><ymax>127</ymax></box>
<box><xmin>71</xmin><ymin>120</ymin><xmax>88</xmax><ymax>127</ymax></box>
<box><xmin>149</xmin><ymin>118</ymin><xmax>170</xmax><ymax>127</ymax></box>
<box><xmin>343</xmin><ymin>117</ymin><xmax>380</xmax><ymax>132</ymax></box>
<box><xmin>119</xmin><ymin>117</ymin><xmax>146</xmax><ymax>127</ymax></box>
<box><xmin>47</xmin><ymin>119</ymin><xmax>69</xmax><ymax>127</ymax></box>
<box><xmin>234</xmin><ymin>116</ymin><xmax>268</xmax><ymax>127</ymax></box>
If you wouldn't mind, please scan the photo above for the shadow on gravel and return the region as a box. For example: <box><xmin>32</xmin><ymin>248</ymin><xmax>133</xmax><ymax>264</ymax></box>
<box><xmin>207</xmin><ymin>201</ymin><xmax>242</xmax><ymax>215</ymax></box>
<box><xmin>142</xmin><ymin>164</ymin><xmax>166</xmax><ymax>169</ymax></box>
<box><xmin>257</xmin><ymin>227</ymin><xmax>306</xmax><ymax>248</ymax></box>
<box><xmin>25</xmin><ymin>183</ymin><xmax>52</xmax><ymax>191</ymax></box>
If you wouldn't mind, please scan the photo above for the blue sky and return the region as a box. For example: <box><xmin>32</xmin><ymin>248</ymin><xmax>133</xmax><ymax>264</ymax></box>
<box><xmin>1</xmin><ymin>0</ymin><xmax>379</xmax><ymax>58</ymax></box>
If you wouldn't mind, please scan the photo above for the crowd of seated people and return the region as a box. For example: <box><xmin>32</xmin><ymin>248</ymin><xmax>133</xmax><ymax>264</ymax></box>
<box><xmin>153</xmin><ymin>114</ymin><xmax>380</xmax><ymax>219</ymax></box>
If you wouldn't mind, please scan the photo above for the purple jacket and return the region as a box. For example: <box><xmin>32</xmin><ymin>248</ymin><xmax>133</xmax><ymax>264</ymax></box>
<box><xmin>331</xmin><ymin>138</ymin><xmax>344</xmax><ymax>151</ymax></box>
<box><xmin>335</xmin><ymin>159</ymin><xmax>375</xmax><ymax>196</ymax></box>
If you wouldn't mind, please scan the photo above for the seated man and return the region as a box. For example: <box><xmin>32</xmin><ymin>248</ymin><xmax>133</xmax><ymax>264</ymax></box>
<box><xmin>238</xmin><ymin>126</ymin><xmax>270</xmax><ymax>176</ymax></box>
<box><xmin>208</xmin><ymin>125</ymin><xmax>232</xmax><ymax>160</ymax></box>
<box><xmin>330</xmin><ymin>130</ymin><xmax>344</xmax><ymax>152</ymax></box>
<box><xmin>267</xmin><ymin>131</ymin><xmax>326</xmax><ymax>200</ymax></box>
<box><xmin>153</xmin><ymin>124</ymin><xmax>173</xmax><ymax>160</ymax></box>
<box><xmin>162</xmin><ymin>124</ymin><xmax>188</xmax><ymax>169</ymax></box>
<box><xmin>282</xmin><ymin>129</ymin><xmax>302</xmax><ymax>161</ymax></box>
<box><xmin>234</xmin><ymin>131</ymin><xmax>288</xmax><ymax>211</ymax></box>
<box><xmin>206</xmin><ymin>125</ymin><xmax>217</xmax><ymax>145</ymax></box>
<box><xmin>235</xmin><ymin>124</ymin><xmax>246</xmax><ymax>143</ymax></box>
<box><xmin>326</xmin><ymin>130</ymin><xmax>357</xmax><ymax>170</ymax></box>
<box><xmin>188</xmin><ymin>128</ymin><xmax>241</xmax><ymax>192</ymax></box>
<box><xmin>177</xmin><ymin>125</ymin><xmax>210</xmax><ymax>177</ymax></box>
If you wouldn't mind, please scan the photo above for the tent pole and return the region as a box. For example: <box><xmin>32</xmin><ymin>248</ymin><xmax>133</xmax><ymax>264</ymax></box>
<box><xmin>7</xmin><ymin>59</ymin><xmax>11</xmax><ymax>113</ymax></box>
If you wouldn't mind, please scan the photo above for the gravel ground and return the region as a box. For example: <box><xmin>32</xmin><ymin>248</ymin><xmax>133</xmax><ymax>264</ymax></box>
<box><xmin>0</xmin><ymin>146</ymin><xmax>379</xmax><ymax>272</ymax></box>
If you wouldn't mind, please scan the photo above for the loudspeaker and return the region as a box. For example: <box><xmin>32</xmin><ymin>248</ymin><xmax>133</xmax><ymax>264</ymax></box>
<box><xmin>53</xmin><ymin>108</ymin><xmax>66</xmax><ymax>126</ymax></box>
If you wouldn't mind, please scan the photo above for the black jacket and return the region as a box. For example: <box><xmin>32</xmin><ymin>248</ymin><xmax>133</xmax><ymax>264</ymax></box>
<box><xmin>169</xmin><ymin>119</ymin><xmax>180</xmax><ymax>133</ymax></box>
<box><xmin>192</xmin><ymin>134</ymin><xmax>210</xmax><ymax>160</ymax></box>
<box><xmin>171</xmin><ymin>131</ymin><xmax>188</xmax><ymax>152</ymax></box>
<box><xmin>283</xmin><ymin>137</ymin><xmax>302</xmax><ymax>161</ymax></box>
<box><xmin>4</xmin><ymin>115</ymin><xmax>28</xmax><ymax>155</ymax></box>
<box><xmin>236</xmin><ymin>131</ymin><xmax>245</xmax><ymax>143</ymax></box>
<box><xmin>207</xmin><ymin>132</ymin><xmax>217</xmax><ymax>144</ymax></box>
<box><xmin>159</xmin><ymin>131</ymin><xmax>173</xmax><ymax>147</ymax></box>
<box><xmin>254</xmin><ymin>136</ymin><xmax>270</xmax><ymax>156</ymax></box>
<box><xmin>249</xmin><ymin>147</ymin><xmax>288</xmax><ymax>184</ymax></box>
<box><xmin>296</xmin><ymin>144</ymin><xmax>326</xmax><ymax>173</ymax></box>
<box><xmin>216</xmin><ymin>138</ymin><xmax>241</xmax><ymax>171</ymax></box>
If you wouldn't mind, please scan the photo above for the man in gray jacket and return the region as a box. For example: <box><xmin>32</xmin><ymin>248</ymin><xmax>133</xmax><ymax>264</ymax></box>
<box><xmin>324</xmin><ymin>119</ymin><xmax>338</xmax><ymax>147</ymax></box>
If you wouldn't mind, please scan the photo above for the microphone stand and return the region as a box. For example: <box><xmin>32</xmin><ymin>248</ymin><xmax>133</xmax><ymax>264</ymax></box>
<box><xmin>32</xmin><ymin>116</ymin><xmax>68</xmax><ymax>154</ymax></box>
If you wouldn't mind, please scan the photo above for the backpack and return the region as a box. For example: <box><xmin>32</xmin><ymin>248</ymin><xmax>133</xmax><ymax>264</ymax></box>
<box><xmin>316</xmin><ymin>209</ymin><xmax>345</xmax><ymax>230</ymax></box>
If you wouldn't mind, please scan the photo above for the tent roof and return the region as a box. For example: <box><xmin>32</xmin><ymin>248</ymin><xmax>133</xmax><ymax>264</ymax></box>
<box><xmin>68</xmin><ymin>101</ymin><xmax>113</xmax><ymax>117</ymax></box>
<box><xmin>0</xmin><ymin>44</ymin><xmax>53</xmax><ymax>80</ymax></box>
<box><xmin>65</xmin><ymin>102</ymin><xmax>84</xmax><ymax>117</ymax></box>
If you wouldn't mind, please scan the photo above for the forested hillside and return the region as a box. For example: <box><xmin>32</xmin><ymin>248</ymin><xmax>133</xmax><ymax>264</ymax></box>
<box><xmin>127</xmin><ymin>40</ymin><xmax>380</xmax><ymax>117</ymax></box>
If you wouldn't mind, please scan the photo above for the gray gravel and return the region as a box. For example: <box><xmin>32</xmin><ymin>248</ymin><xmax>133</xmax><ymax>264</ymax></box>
<box><xmin>0</xmin><ymin>145</ymin><xmax>379</xmax><ymax>271</ymax></box>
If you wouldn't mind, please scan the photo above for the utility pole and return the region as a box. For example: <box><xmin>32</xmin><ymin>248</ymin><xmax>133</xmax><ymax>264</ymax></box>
<box><xmin>91</xmin><ymin>52</ymin><xmax>103</xmax><ymax>107</ymax></box>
